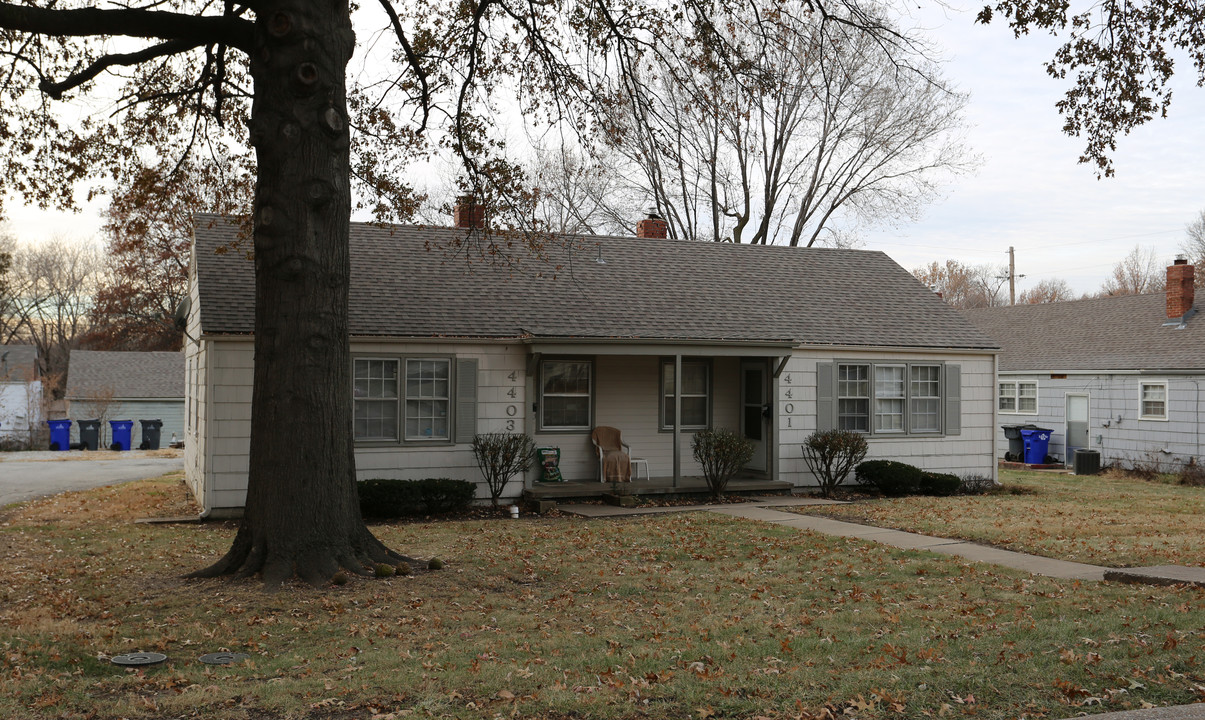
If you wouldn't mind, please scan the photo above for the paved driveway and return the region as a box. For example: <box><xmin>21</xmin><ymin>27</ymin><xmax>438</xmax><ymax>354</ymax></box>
<box><xmin>0</xmin><ymin>453</ymin><xmax>184</xmax><ymax>506</ymax></box>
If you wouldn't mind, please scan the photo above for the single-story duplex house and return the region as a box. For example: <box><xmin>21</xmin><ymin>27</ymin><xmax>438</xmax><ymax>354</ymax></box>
<box><xmin>65</xmin><ymin>350</ymin><xmax>185</xmax><ymax>448</ymax></box>
<box><xmin>0</xmin><ymin>344</ymin><xmax>42</xmax><ymax>447</ymax></box>
<box><xmin>185</xmin><ymin>207</ymin><xmax>1000</xmax><ymax>516</ymax></box>
<box><xmin>963</xmin><ymin>258</ymin><xmax>1201</xmax><ymax>471</ymax></box>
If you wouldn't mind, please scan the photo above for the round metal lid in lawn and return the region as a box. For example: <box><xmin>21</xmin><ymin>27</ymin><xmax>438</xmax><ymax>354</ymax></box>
<box><xmin>199</xmin><ymin>652</ymin><xmax>250</xmax><ymax>665</ymax></box>
<box><xmin>111</xmin><ymin>652</ymin><xmax>167</xmax><ymax>666</ymax></box>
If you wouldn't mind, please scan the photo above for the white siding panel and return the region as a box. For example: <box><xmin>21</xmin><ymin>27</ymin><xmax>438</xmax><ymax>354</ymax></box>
<box><xmin>777</xmin><ymin>350</ymin><xmax>996</xmax><ymax>488</ymax></box>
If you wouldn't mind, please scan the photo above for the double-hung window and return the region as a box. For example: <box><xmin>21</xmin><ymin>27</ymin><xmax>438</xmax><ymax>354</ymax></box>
<box><xmin>837</xmin><ymin>364</ymin><xmax>871</xmax><ymax>432</ymax></box>
<box><xmin>541</xmin><ymin>359</ymin><xmax>592</xmax><ymax>430</ymax></box>
<box><xmin>404</xmin><ymin>358</ymin><xmax>451</xmax><ymax>440</ymax></box>
<box><xmin>354</xmin><ymin>358</ymin><xmax>401</xmax><ymax>441</ymax></box>
<box><xmin>834</xmin><ymin>362</ymin><xmax>946</xmax><ymax>435</ymax></box>
<box><xmin>661</xmin><ymin>360</ymin><xmax>710</xmax><ymax>429</ymax></box>
<box><xmin>354</xmin><ymin>356</ymin><xmax>453</xmax><ymax>442</ymax></box>
<box><xmin>873</xmin><ymin>365</ymin><xmax>905</xmax><ymax>432</ymax></box>
<box><xmin>1139</xmin><ymin>381</ymin><xmax>1168</xmax><ymax>420</ymax></box>
<box><xmin>910</xmin><ymin>365</ymin><xmax>941</xmax><ymax>432</ymax></box>
<box><xmin>999</xmin><ymin>380</ymin><xmax>1037</xmax><ymax>414</ymax></box>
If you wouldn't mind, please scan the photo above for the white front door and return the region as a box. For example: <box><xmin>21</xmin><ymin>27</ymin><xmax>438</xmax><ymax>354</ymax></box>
<box><xmin>740</xmin><ymin>361</ymin><xmax>769</xmax><ymax>473</ymax></box>
<box><xmin>1065</xmin><ymin>393</ymin><xmax>1090</xmax><ymax>465</ymax></box>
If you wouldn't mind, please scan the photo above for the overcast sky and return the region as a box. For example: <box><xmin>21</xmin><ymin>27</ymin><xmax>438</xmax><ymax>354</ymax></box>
<box><xmin>865</xmin><ymin>1</ymin><xmax>1205</xmax><ymax>296</ymax></box>
<box><xmin>4</xmin><ymin>2</ymin><xmax>1202</xmax><ymax>299</ymax></box>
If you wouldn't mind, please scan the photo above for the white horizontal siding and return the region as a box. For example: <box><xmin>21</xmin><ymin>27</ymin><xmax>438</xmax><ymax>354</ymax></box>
<box><xmin>776</xmin><ymin>350</ymin><xmax>997</xmax><ymax>487</ymax></box>
<box><xmin>190</xmin><ymin>335</ymin><xmax>1000</xmax><ymax>513</ymax></box>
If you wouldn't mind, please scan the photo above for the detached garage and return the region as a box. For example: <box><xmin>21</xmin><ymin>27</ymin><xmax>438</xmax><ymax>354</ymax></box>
<box><xmin>66</xmin><ymin>350</ymin><xmax>185</xmax><ymax>448</ymax></box>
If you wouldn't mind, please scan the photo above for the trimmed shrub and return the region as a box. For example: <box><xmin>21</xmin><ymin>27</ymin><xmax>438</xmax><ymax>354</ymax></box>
<box><xmin>472</xmin><ymin>433</ymin><xmax>536</xmax><ymax>506</ymax></box>
<box><xmin>420</xmin><ymin>478</ymin><xmax>477</xmax><ymax>514</ymax></box>
<box><xmin>958</xmin><ymin>474</ymin><xmax>997</xmax><ymax>495</ymax></box>
<box><xmin>919</xmin><ymin>471</ymin><xmax>961</xmax><ymax>496</ymax></box>
<box><xmin>855</xmin><ymin>460</ymin><xmax>923</xmax><ymax>496</ymax></box>
<box><xmin>691</xmin><ymin>428</ymin><xmax>755</xmax><ymax>497</ymax></box>
<box><xmin>358</xmin><ymin>478</ymin><xmax>476</xmax><ymax>518</ymax></box>
<box><xmin>801</xmin><ymin>429</ymin><xmax>868</xmax><ymax>498</ymax></box>
<box><xmin>358</xmin><ymin>479</ymin><xmax>423</xmax><ymax>518</ymax></box>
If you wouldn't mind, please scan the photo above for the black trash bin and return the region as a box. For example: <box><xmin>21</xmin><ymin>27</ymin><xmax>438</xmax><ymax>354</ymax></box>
<box><xmin>1001</xmin><ymin>424</ymin><xmax>1039</xmax><ymax>462</ymax></box>
<box><xmin>77</xmin><ymin>418</ymin><xmax>101</xmax><ymax>451</ymax></box>
<box><xmin>139</xmin><ymin>419</ymin><xmax>163</xmax><ymax>450</ymax></box>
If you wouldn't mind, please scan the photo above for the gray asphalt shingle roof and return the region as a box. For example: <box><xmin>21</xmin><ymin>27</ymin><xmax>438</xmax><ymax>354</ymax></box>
<box><xmin>193</xmin><ymin>214</ymin><xmax>997</xmax><ymax>350</ymax></box>
<box><xmin>0</xmin><ymin>344</ymin><xmax>37</xmax><ymax>381</ymax></box>
<box><xmin>962</xmin><ymin>293</ymin><xmax>1203</xmax><ymax>371</ymax></box>
<box><xmin>66</xmin><ymin>350</ymin><xmax>185</xmax><ymax>399</ymax></box>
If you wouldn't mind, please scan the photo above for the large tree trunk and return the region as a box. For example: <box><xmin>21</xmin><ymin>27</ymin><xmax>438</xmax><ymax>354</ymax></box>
<box><xmin>190</xmin><ymin>0</ymin><xmax>405</xmax><ymax>588</ymax></box>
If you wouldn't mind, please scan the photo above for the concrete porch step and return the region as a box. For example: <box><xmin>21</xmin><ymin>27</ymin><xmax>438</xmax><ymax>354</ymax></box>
<box><xmin>523</xmin><ymin>477</ymin><xmax>793</xmax><ymax>500</ymax></box>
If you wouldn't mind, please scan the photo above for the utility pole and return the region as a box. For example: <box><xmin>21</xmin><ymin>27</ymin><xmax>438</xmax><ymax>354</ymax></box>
<box><xmin>1008</xmin><ymin>246</ymin><xmax>1016</xmax><ymax>305</ymax></box>
<box><xmin>998</xmin><ymin>246</ymin><xmax>1026</xmax><ymax>305</ymax></box>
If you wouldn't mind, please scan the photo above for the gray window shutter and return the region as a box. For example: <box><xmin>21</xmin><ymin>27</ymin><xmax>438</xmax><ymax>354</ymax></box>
<box><xmin>816</xmin><ymin>362</ymin><xmax>835</xmax><ymax>432</ymax></box>
<box><xmin>944</xmin><ymin>364</ymin><xmax>961</xmax><ymax>436</ymax></box>
<box><xmin>455</xmin><ymin>358</ymin><xmax>478</xmax><ymax>443</ymax></box>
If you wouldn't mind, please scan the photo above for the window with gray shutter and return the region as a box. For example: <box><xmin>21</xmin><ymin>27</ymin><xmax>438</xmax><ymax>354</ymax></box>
<box><xmin>815</xmin><ymin>362</ymin><xmax>835</xmax><ymax>432</ymax></box>
<box><xmin>943</xmin><ymin>364</ymin><xmax>961</xmax><ymax>436</ymax></box>
<box><xmin>818</xmin><ymin>360</ymin><xmax>959</xmax><ymax>437</ymax></box>
<box><xmin>455</xmin><ymin>358</ymin><xmax>478</xmax><ymax>443</ymax></box>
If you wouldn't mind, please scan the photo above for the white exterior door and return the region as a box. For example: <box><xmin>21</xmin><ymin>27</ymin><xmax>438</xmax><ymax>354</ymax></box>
<box><xmin>1065</xmin><ymin>393</ymin><xmax>1090</xmax><ymax>465</ymax></box>
<box><xmin>740</xmin><ymin>361</ymin><xmax>769</xmax><ymax>473</ymax></box>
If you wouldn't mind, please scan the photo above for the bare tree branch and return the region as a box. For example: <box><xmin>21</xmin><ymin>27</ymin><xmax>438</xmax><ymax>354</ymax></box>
<box><xmin>0</xmin><ymin>2</ymin><xmax>253</xmax><ymax>50</ymax></box>
<box><xmin>38</xmin><ymin>39</ymin><xmax>203</xmax><ymax>99</ymax></box>
<box><xmin>376</xmin><ymin>0</ymin><xmax>431</xmax><ymax>134</ymax></box>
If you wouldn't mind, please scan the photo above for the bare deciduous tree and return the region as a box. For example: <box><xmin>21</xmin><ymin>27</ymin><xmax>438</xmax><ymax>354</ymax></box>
<box><xmin>0</xmin><ymin>227</ymin><xmax>17</xmax><ymax>344</ymax></box>
<box><xmin>1018</xmin><ymin>277</ymin><xmax>1077</xmax><ymax>304</ymax></box>
<box><xmin>1100</xmin><ymin>245</ymin><xmax>1166</xmax><ymax>297</ymax></box>
<box><xmin>528</xmin><ymin>145</ymin><xmax>635</xmax><ymax>236</ymax></box>
<box><xmin>912</xmin><ymin>259</ymin><xmax>1008</xmax><ymax>309</ymax></box>
<box><xmin>4</xmin><ymin>238</ymin><xmax>104</xmax><ymax>395</ymax></box>
<box><xmin>603</xmin><ymin>2</ymin><xmax>973</xmax><ymax>245</ymax></box>
<box><xmin>1183</xmin><ymin>210</ymin><xmax>1205</xmax><ymax>288</ymax></box>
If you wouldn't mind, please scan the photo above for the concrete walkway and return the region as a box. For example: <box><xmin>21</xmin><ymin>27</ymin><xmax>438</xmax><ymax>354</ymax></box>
<box><xmin>558</xmin><ymin>496</ymin><xmax>1205</xmax><ymax>586</ymax></box>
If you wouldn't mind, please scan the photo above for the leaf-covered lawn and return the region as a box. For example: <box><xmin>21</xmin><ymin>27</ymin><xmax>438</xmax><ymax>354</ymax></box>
<box><xmin>1</xmin><ymin>474</ymin><xmax>1203</xmax><ymax>719</ymax></box>
<box><xmin>810</xmin><ymin>469</ymin><xmax>1205</xmax><ymax>569</ymax></box>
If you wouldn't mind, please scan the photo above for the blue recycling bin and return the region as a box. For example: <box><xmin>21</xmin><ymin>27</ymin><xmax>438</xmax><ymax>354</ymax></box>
<box><xmin>47</xmin><ymin>419</ymin><xmax>72</xmax><ymax>451</ymax></box>
<box><xmin>1020</xmin><ymin>427</ymin><xmax>1052</xmax><ymax>465</ymax></box>
<box><xmin>109</xmin><ymin>420</ymin><xmax>134</xmax><ymax>451</ymax></box>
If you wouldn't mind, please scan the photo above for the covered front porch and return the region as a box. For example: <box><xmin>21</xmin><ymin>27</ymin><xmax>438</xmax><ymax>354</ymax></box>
<box><xmin>522</xmin><ymin>339</ymin><xmax>794</xmax><ymax>489</ymax></box>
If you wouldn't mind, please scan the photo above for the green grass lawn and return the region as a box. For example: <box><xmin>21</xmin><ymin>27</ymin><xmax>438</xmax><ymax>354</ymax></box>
<box><xmin>1</xmin><ymin>474</ymin><xmax>1203</xmax><ymax>719</ymax></box>
<box><xmin>811</xmin><ymin>468</ymin><xmax>1205</xmax><ymax>569</ymax></box>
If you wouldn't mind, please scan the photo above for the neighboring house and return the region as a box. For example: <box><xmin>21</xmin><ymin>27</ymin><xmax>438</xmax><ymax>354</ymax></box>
<box><xmin>65</xmin><ymin>350</ymin><xmax>185</xmax><ymax>448</ymax></box>
<box><xmin>185</xmin><ymin>207</ymin><xmax>1000</xmax><ymax>517</ymax></box>
<box><xmin>963</xmin><ymin>258</ymin><xmax>1201</xmax><ymax>471</ymax></box>
<box><xmin>0</xmin><ymin>344</ymin><xmax>43</xmax><ymax>448</ymax></box>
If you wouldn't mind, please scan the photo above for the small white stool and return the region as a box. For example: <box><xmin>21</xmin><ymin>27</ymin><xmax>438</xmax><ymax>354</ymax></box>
<box><xmin>630</xmin><ymin>458</ymin><xmax>649</xmax><ymax>482</ymax></box>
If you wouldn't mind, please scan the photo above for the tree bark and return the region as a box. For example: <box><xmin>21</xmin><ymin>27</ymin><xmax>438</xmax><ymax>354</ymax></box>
<box><xmin>189</xmin><ymin>0</ymin><xmax>405</xmax><ymax>588</ymax></box>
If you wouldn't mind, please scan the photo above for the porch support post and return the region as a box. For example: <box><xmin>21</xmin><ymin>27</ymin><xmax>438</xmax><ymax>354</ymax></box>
<box><xmin>673</xmin><ymin>353</ymin><xmax>682</xmax><ymax>487</ymax></box>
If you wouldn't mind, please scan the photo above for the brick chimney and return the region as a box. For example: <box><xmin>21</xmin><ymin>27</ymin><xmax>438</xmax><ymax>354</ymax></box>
<box><xmin>1167</xmin><ymin>256</ymin><xmax>1195</xmax><ymax>319</ymax></box>
<box><xmin>635</xmin><ymin>211</ymin><xmax>668</xmax><ymax>239</ymax></box>
<box><xmin>453</xmin><ymin>194</ymin><xmax>485</xmax><ymax>229</ymax></box>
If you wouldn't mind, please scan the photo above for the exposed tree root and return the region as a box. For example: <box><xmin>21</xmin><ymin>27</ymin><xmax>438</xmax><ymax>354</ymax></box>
<box><xmin>187</xmin><ymin>523</ymin><xmax>419</xmax><ymax>590</ymax></box>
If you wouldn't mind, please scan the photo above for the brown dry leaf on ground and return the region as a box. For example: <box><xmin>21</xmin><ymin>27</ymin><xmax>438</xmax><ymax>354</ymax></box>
<box><xmin>6</xmin><ymin>472</ymin><xmax>200</xmax><ymax>526</ymax></box>
<box><xmin>2</xmin><ymin>476</ymin><xmax>1204</xmax><ymax>720</ymax></box>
